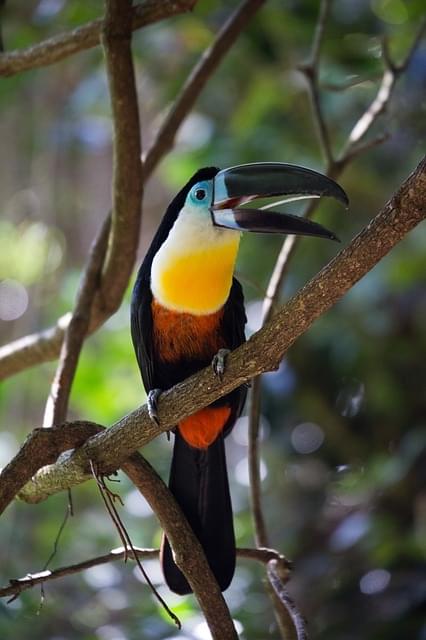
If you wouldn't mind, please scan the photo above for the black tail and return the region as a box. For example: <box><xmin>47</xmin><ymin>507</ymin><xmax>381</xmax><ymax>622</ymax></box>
<box><xmin>160</xmin><ymin>430</ymin><xmax>235</xmax><ymax>595</ymax></box>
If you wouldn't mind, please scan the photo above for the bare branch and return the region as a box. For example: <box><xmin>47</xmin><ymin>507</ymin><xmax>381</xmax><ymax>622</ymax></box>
<box><xmin>143</xmin><ymin>0</ymin><xmax>266</xmax><ymax>179</ymax></box>
<box><xmin>123</xmin><ymin>454</ymin><xmax>238</xmax><ymax>639</ymax></box>
<box><xmin>0</xmin><ymin>547</ymin><xmax>158</xmax><ymax>600</ymax></box>
<box><xmin>0</xmin><ymin>317</ymin><xmax>70</xmax><ymax>381</ymax></box>
<box><xmin>0</xmin><ymin>546</ymin><xmax>289</xmax><ymax>600</ymax></box>
<box><xmin>0</xmin><ymin>0</ymin><xmax>198</xmax><ymax>77</ymax></box>
<box><xmin>248</xmin><ymin>380</ymin><xmax>269</xmax><ymax>546</ymax></box>
<box><xmin>43</xmin><ymin>216</ymin><xmax>111</xmax><ymax>428</ymax></box>
<box><xmin>320</xmin><ymin>73</ymin><xmax>383</xmax><ymax>92</ymax></box>
<box><xmin>1</xmin><ymin>156</ymin><xmax>423</xmax><ymax>511</ymax></box>
<box><xmin>267</xmin><ymin>561</ymin><xmax>308</xmax><ymax>640</ymax></box>
<box><xmin>99</xmin><ymin>0</ymin><xmax>143</xmax><ymax>313</ymax></box>
<box><xmin>0</xmin><ymin>422</ymin><xmax>102</xmax><ymax>514</ymax></box>
<box><xmin>298</xmin><ymin>0</ymin><xmax>333</xmax><ymax>167</ymax></box>
<box><xmin>340</xmin><ymin>19</ymin><xmax>426</xmax><ymax>161</ymax></box>
<box><xmin>91</xmin><ymin>460</ymin><xmax>181</xmax><ymax>629</ymax></box>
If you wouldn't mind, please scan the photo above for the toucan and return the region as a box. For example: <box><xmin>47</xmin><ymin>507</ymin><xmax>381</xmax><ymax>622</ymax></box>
<box><xmin>131</xmin><ymin>162</ymin><xmax>348</xmax><ymax>595</ymax></box>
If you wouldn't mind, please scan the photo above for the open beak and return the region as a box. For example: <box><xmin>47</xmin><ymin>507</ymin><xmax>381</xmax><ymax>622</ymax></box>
<box><xmin>210</xmin><ymin>162</ymin><xmax>348</xmax><ymax>241</ymax></box>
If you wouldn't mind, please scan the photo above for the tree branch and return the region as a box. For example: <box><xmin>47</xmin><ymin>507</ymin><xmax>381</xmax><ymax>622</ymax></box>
<box><xmin>123</xmin><ymin>453</ymin><xmax>238</xmax><ymax>639</ymax></box>
<box><xmin>337</xmin><ymin>18</ymin><xmax>426</xmax><ymax>167</ymax></box>
<box><xmin>1</xmin><ymin>155</ymin><xmax>423</xmax><ymax>512</ymax></box>
<box><xmin>0</xmin><ymin>0</ymin><xmax>198</xmax><ymax>77</ymax></box>
<box><xmin>143</xmin><ymin>0</ymin><xmax>266</xmax><ymax>179</ymax></box>
<box><xmin>0</xmin><ymin>422</ymin><xmax>102</xmax><ymax>514</ymax></box>
<box><xmin>99</xmin><ymin>0</ymin><xmax>143</xmax><ymax>315</ymax></box>
<box><xmin>43</xmin><ymin>216</ymin><xmax>111</xmax><ymax>428</ymax></box>
<box><xmin>0</xmin><ymin>546</ymin><xmax>289</xmax><ymax>599</ymax></box>
<box><xmin>298</xmin><ymin>0</ymin><xmax>333</xmax><ymax>167</ymax></box>
<box><xmin>267</xmin><ymin>561</ymin><xmax>308</xmax><ymax>640</ymax></box>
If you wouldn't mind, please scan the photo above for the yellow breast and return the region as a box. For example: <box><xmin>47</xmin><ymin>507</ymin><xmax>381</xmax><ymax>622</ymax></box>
<box><xmin>152</xmin><ymin>239</ymin><xmax>240</xmax><ymax>315</ymax></box>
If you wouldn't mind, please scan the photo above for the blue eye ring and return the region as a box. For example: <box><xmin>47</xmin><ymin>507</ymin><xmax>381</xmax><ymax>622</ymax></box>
<box><xmin>189</xmin><ymin>181</ymin><xmax>210</xmax><ymax>205</ymax></box>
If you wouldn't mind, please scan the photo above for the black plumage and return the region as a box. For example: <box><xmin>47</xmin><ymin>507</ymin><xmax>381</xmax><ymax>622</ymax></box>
<box><xmin>131</xmin><ymin>168</ymin><xmax>247</xmax><ymax>594</ymax></box>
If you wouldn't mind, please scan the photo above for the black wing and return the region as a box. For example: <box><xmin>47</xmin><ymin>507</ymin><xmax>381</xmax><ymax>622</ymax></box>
<box><xmin>218</xmin><ymin>277</ymin><xmax>248</xmax><ymax>431</ymax></box>
<box><xmin>130</xmin><ymin>269</ymin><xmax>155</xmax><ymax>393</ymax></box>
<box><xmin>221</xmin><ymin>277</ymin><xmax>247</xmax><ymax>351</ymax></box>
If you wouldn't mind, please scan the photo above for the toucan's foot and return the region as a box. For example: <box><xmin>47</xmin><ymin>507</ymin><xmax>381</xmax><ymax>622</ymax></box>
<box><xmin>212</xmin><ymin>348</ymin><xmax>230</xmax><ymax>381</ymax></box>
<box><xmin>147</xmin><ymin>388</ymin><xmax>162</xmax><ymax>425</ymax></box>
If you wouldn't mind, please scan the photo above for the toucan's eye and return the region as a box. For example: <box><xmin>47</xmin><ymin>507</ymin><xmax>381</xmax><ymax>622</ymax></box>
<box><xmin>195</xmin><ymin>188</ymin><xmax>206</xmax><ymax>201</ymax></box>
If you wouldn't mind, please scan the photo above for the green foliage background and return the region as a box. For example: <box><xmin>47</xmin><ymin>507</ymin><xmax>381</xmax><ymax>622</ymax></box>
<box><xmin>0</xmin><ymin>1</ymin><xmax>425</xmax><ymax>639</ymax></box>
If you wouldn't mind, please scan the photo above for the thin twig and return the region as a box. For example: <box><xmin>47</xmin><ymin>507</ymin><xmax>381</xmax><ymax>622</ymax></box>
<box><xmin>1</xmin><ymin>547</ymin><xmax>158</xmax><ymax>599</ymax></box>
<box><xmin>321</xmin><ymin>73</ymin><xmax>383</xmax><ymax>92</ymax></box>
<box><xmin>90</xmin><ymin>460</ymin><xmax>181</xmax><ymax>629</ymax></box>
<box><xmin>298</xmin><ymin>0</ymin><xmax>333</xmax><ymax>167</ymax></box>
<box><xmin>267</xmin><ymin>561</ymin><xmax>309</xmax><ymax>640</ymax></box>
<box><xmin>143</xmin><ymin>0</ymin><xmax>266</xmax><ymax>179</ymax></box>
<box><xmin>339</xmin><ymin>19</ymin><xmax>426</xmax><ymax>164</ymax></box>
<box><xmin>0</xmin><ymin>0</ymin><xmax>198</xmax><ymax>77</ymax></box>
<box><xmin>248</xmin><ymin>378</ymin><xmax>269</xmax><ymax>546</ymax></box>
<box><xmin>0</xmin><ymin>546</ymin><xmax>289</xmax><ymax>599</ymax></box>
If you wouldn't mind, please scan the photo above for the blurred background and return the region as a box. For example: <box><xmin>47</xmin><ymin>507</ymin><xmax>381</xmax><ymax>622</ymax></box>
<box><xmin>0</xmin><ymin>1</ymin><xmax>425</xmax><ymax>639</ymax></box>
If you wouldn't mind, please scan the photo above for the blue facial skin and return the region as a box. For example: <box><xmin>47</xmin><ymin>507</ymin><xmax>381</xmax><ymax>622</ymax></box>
<box><xmin>187</xmin><ymin>180</ymin><xmax>213</xmax><ymax>208</ymax></box>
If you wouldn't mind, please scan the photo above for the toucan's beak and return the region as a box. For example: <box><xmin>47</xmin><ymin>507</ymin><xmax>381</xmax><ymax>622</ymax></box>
<box><xmin>210</xmin><ymin>162</ymin><xmax>348</xmax><ymax>241</ymax></box>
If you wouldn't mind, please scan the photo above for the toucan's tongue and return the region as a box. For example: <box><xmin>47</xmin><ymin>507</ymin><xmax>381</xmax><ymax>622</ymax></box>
<box><xmin>210</xmin><ymin>162</ymin><xmax>348</xmax><ymax>240</ymax></box>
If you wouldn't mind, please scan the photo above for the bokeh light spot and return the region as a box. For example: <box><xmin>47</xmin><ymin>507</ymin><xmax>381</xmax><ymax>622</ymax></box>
<box><xmin>96</xmin><ymin>625</ymin><xmax>127</xmax><ymax>640</ymax></box>
<box><xmin>360</xmin><ymin>568</ymin><xmax>391</xmax><ymax>594</ymax></box>
<box><xmin>234</xmin><ymin>456</ymin><xmax>267</xmax><ymax>486</ymax></box>
<box><xmin>330</xmin><ymin>512</ymin><xmax>370</xmax><ymax>550</ymax></box>
<box><xmin>291</xmin><ymin>422</ymin><xmax>324</xmax><ymax>454</ymax></box>
<box><xmin>0</xmin><ymin>279</ymin><xmax>28</xmax><ymax>321</ymax></box>
<box><xmin>83</xmin><ymin>563</ymin><xmax>121</xmax><ymax>589</ymax></box>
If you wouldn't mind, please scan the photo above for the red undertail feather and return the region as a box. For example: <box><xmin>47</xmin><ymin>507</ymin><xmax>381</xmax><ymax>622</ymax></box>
<box><xmin>179</xmin><ymin>406</ymin><xmax>231</xmax><ymax>449</ymax></box>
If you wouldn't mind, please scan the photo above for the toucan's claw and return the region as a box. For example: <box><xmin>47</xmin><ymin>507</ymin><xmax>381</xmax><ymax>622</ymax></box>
<box><xmin>147</xmin><ymin>388</ymin><xmax>162</xmax><ymax>425</ymax></box>
<box><xmin>212</xmin><ymin>348</ymin><xmax>230</xmax><ymax>381</ymax></box>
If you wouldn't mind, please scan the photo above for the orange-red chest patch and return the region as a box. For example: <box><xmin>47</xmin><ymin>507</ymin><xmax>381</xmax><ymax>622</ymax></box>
<box><xmin>151</xmin><ymin>298</ymin><xmax>226</xmax><ymax>363</ymax></box>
